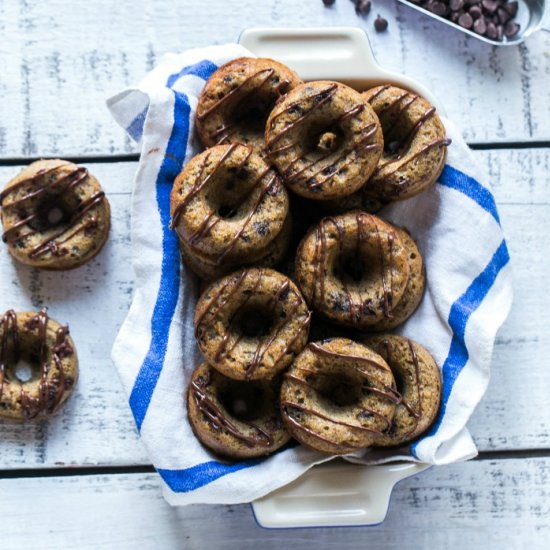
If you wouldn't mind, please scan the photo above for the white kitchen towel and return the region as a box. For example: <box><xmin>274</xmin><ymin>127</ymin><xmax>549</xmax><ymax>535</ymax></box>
<box><xmin>108</xmin><ymin>44</ymin><xmax>513</xmax><ymax>506</ymax></box>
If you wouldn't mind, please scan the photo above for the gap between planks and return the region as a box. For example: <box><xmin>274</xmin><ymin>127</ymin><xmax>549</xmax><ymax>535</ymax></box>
<box><xmin>1</xmin><ymin>448</ymin><xmax>550</xmax><ymax>480</ymax></box>
<box><xmin>0</xmin><ymin>140</ymin><xmax>549</xmax><ymax>167</ymax></box>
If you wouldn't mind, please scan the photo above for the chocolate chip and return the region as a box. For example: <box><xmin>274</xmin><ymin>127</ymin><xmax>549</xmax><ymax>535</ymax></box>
<box><xmin>450</xmin><ymin>0</ymin><xmax>464</xmax><ymax>10</ymax></box>
<box><xmin>496</xmin><ymin>24</ymin><xmax>504</xmax><ymax>40</ymax></box>
<box><xmin>458</xmin><ymin>12</ymin><xmax>474</xmax><ymax>28</ymax></box>
<box><xmin>473</xmin><ymin>15</ymin><xmax>487</xmax><ymax>34</ymax></box>
<box><xmin>355</xmin><ymin>0</ymin><xmax>371</xmax><ymax>15</ymax></box>
<box><xmin>504</xmin><ymin>1</ymin><xmax>518</xmax><ymax>17</ymax></box>
<box><xmin>374</xmin><ymin>15</ymin><xmax>388</xmax><ymax>31</ymax></box>
<box><xmin>486</xmin><ymin>21</ymin><xmax>498</xmax><ymax>39</ymax></box>
<box><xmin>481</xmin><ymin>0</ymin><xmax>498</xmax><ymax>14</ymax></box>
<box><xmin>430</xmin><ymin>1</ymin><xmax>449</xmax><ymax>16</ymax></box>
<box><xmin>504</xmin><ymin>20</ymin><xmax>520</xmax><ymax>37</ymax></box>
<box><xmin>469</xmin><ymin>5</ymin><xmax>483</xmax><ymax>19</ymax></box>
<box><xmin>450</xmin><ymin>10</ymin><xmax>461</xmax><ymax>22</ymax></box>
<box><xmin>322</xmin><ymin>0</ymin><xmax>336</xmax><ymax>6</ymax></box>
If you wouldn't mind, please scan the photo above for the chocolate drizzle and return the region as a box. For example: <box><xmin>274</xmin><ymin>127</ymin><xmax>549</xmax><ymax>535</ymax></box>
<box><xmin>0</xmin><ymin>309</ymin><xmax>74</xmax><ymax>419</ymax></box>
<box><xmin>196</xmin><ymin>270</ymin><xmax>311</xmax><ymax>379</ymax></box>
<box><xmin>190</xmin><ymin>370</ymin><xmax>273</xmax><ymax>448</ymax></box>
<box><xmin>0</xmin><ymin>164</ymin><xmax>105</xmax><ymax>258</ymax></box>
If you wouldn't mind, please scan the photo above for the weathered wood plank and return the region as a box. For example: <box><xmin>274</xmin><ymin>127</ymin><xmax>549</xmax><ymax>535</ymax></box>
<box><xmin>0</xmin><ymin>0</ymin><xmax>549</xmax><ymax>159</ymax></box>
<box><xmin>0</xmin><ymin>148</ymin><xmax>548</xmax><ymax>467</ymax></box>
<box><xmin>1</xmin><ymin>458</ymin><xmax>548</xmax><ymax>549</ymax></box>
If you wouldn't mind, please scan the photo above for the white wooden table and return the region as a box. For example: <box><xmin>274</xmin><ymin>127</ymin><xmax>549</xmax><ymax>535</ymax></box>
<box><xmin>1</xmin><ymin>1</ymin><xmax>549</xmax><ymax>547</ymax></box>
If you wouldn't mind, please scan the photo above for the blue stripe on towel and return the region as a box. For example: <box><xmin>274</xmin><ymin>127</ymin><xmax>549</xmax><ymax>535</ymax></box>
<box><xmin>158</xmin><ymin>459</ymin><xmax>263</xmax><ymax>493</ymax></box>
<box><xmin>410</xmin><ymin>239</ymin><xmax>510</xmax><ymax>456</ymax></box>
<box><xmin>126</xmin><ymin>104</ymin><xmax>149</xmax><ymax>141</ymax></box>
<box><xmin>439</xmin><ymin>165</ymin><xmax>501</xmax><ymax>225</ymax></box>
<box><xmin>166</xmin><ymin>59</ymin><xmax>218</xmax><ymax>88</ymax></box>
<box><xmin>129</xmin><ymin>60</ymin><xmax>218</xmax><ymax>431</ymax></box>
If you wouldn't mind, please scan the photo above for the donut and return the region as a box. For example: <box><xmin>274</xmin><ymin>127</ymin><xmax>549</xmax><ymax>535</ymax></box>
<box><xmin>361</xmin><ymin>85</ymin><xmax>451</xmax><ymax>201</ymax></box>
<box><xmin>178</xmin><ymin>210</ymin><xmax>292</xmax><ymax>281</ymax></box>
<box><xmin>196</xmin><ymin>57</ymin><xmax>303</xmax><ymax>151</ymax></box>
<box><xmin>294</xmin><ymin>211</ymin><xmax>411</xmax><ymax>329</ymax></box>
<box><xmin>170</xmin><ymin>144</ymin><xmax>289</xmax><ymax>274</ymax></box>
<box><xmin>0</xmin><ymin>160</ymin><xmax>111</xmax><ymax>270</ymax></box>
<box><xmin>187</xmin><ymin>362</ymin><xmax>291</xmax><ymax>459</ymax></box>
<box><xmin>264</xmin><ymin>80</ymin><xmax>383</xmax><ymax>200</ymax></box>
<box><xmin>363</xmin><ymin>335</ymin><xmax>441</xmax><ymax>446</ymax></box>
<box><xmin>0</xmin><ymin>309</ymin><xmax>78</xmax><ymax>420</ymax></box>
<box><xmin>194</xmin><ymin>267</ymin><xmax>311</xmax><ymax>381</ymax></box>
<box><xmin>280</xmin><ymin>338</ymin><xmax>398</xmax><ymax>455</ymax></box>
<box><xmin>367</xmin><ymin>226</ymin><xmax>425</xmax><ymax>331</ymax></box>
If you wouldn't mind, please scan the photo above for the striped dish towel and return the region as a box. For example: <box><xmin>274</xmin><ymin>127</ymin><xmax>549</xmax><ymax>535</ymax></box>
<box><xmin>107</xmin><ymin>45</ymin><xmax>513</xmax><ymax>505</ymax></box>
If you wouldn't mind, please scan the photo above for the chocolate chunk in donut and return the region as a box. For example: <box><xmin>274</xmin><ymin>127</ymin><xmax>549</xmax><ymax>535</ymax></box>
<box><xmin>280</xmin><ymin>338</ymin><xmax>398</xmax><ymax>455</ymax></box>
<box><xmin>187</xmin><ymin>362</ymin><xmax>291</xmax><ymax>459</ymax></box>
<box><xmin>194</xmin><ymin>267</ymin><xmax>311</xmax><ymax>381</ymax></box>
<box><xmin>0</xmin><ymin>160</ymin><xmax>111</xmax><ymax>270</ymax></box>
<box><xmin>196</xmin><ymin>57</ymin><xmax>303</xmax><ymax>151</ymax></box>
<box><xmin>363</xmin><ymin>335</ymin><xmax>442</xmax><ymax>446</ymax></box>
<box><xmin>295</xmin><ymin>211</ymin><xmax>411</xmax><ymax>329</ymax></box>
<box><xmin>265</xmin><ymin>80</ymin><xmax>383</xmax><ymax>200</ymax></box>
<box><xmin>0</xmin><ymin>309</ymin><xmax>78</xmax><ymax>421</ymax></box>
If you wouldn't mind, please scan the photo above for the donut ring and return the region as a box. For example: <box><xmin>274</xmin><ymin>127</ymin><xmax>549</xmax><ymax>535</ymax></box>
<box><xmin>265</xmin><ymin>81</ymin><xmax>383</xmax><ymax>200</ymax></box>
<box><xmin>196</xmin><ymin>57</ymin><xmax>303</xmax><ymax>151</ymax></box>
<box><xmin>187</xmin><ymin>362</ymin><xmax>291</xmax><ymax>459</ymax></box>
<box><xmin>361</xmin><ymin>85</ymin><xmax>450</xmax><ymax>201</ymax></box>
<box><xmin>179</xmin><ymin>210</ymin><xmax>292</xmax><ymax>281</ymax></box>
<box><xmin>295</xmin><ymin>211</ymin><xmax>410</xmax><ymax>329</ymax></box>
<box><xmin>194</xmin><ymin>267</ymin><xmax>311</xmax><ymax>381</ymax></box>
<box><xmin>170</xmin><ymin>144</ymin><xmax>289</xmax><ymax>270</ymax></box>
<box><xmin>280</xmin><ymin>338</ymin><xmax>398</xmax><ymax>455</ymax></box>
<box><xmin>363</xmin><ymin>335</ymin><xmax>441</xmax><ymax>446</ymax></box>
<box><xmin>1</xmin><ymin>159</ymin><xmax>110</xmax><ymax>270</ymax></box>
<box><xmin>367</xmin><ymin>226</ymin><xmax>425</xmax><ymax>331</ymax></box>
<box><xmin>0</xmin><ymin>309</ymin><xmax>78</xmax><ymax>420</ymax></box>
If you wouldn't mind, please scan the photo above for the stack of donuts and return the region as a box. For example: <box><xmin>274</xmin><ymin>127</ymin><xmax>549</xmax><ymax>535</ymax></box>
<box><xmin>171</xmin><ymin>57</ymin><xmax>448</xmax><ymax>458</ymax></box>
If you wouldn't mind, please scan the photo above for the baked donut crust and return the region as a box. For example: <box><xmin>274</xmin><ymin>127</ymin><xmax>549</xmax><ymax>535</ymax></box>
<box><xmin>194</xmin><ymin>267</ymin><xmax>311</xmax><ymax>381</ymax></box>
<box><xmin>363</xmin><ymin>335</ymin><xmax>441</xmax><ymax>446</ymax></box>
<box><xmin>0</xmin><ymin>309</ymin><xmax>78</xmax><ymax>420</ymax></box>
<box><xmin>1</xmin><ymin>160</ymin><xmax>111</xmax><ymax>270</ymax></box>
<box><xmin>280</xmin><ymin>338</ymin><xmax>398</xmax><ymax>455</ymax></box>
<box><xmin>265</xmin><ymin>81</ymin><xmax>383</xmax><ymax>200</ymax></box>
<box><xmin>367</xmin><ymin>226</ymin><xmax>425</xmax><ymax>331</ymax></box>
<box><xmin>361</xmin><ymin>85</ymin><xmax>450</xmax><ymax>201</ymax></box>
<box><xmin>170</xmin><ymin>144</ymin><xmax>289</xmax><ymax>270</ymax></box>
<box><xmin>187</xmin><ymin>362</ymin><xmax>291</xmax><ymax>459</ymax></box>
<box><xmin>196</xmin><ymin>57</ymin><xmax>303</xmax><ymax>151</ymax></box>
<box><xmin>295</xmin><ymin>211</ymin><xmax>410</xmax><ymax>329</ymax></box>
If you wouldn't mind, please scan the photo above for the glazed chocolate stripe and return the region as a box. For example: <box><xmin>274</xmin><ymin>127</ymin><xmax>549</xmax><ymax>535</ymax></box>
<box><xmin>0</xmin><ymin>164</ymin><xmax>71</xmax><ymax>203</ymax></box>
<box><xmin>308</xmin><ymin>342</ymin><xmax>391</xmax><ymax>372</ymax></box>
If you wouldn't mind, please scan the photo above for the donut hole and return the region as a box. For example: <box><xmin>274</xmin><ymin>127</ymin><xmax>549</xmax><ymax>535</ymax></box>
<box><xmin>217</xmin><ymin>204</ymin><xmax>238</xmax><ymax>219</ymax></box>
<box><xmin>229</xmin><ymin>95</ymin><xmax>273</xmax><ymax>137</ymax></box>
<box><xmin>26</xmin><ymin>199</ymin><xmax>72</xmax><ymax>232</ymax></box>
<box><xmin>234</xmin><ymin>306</ymin><xmax>273</xmax><ymax>339</ymax></box>
<box><xmin>306</xmin><ymin>124</ymin><xmax>345</xmax><ymax>157</ymax></box>
<box><xmin>218</xmin><ymin>381</ymin><xmax>267</xmax><ymax>421</ymax></box>
<box><xmin>393</xmin><ymin>368</ymin><xmax>406</xmax><ymax>396</ymax></box>
<box><xmin>4</xmin><ymin>349</ymin><xmax>43</xmax><ymax>385</ymax></box>
<box><xmin>336</xmin><ymin>253</ymin><xmax>367</xmax><ymax>284</ymax></box>
<box><xmin>314</xmin><ymin>373</ymin><xmax>362</xmax><ymax>408</ymax></box>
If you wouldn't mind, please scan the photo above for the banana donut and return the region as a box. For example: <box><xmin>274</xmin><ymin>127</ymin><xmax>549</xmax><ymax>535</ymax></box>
<box><xmin>0</xmin><ymin>309</ymin><xmax>78</xmax><ymax>420</ymax></box>
<box><xmin>361</xmin><ymin>85</ymin><xmax>451</xmax><ymax>201</ymax></box>
<box><xmin>367</xmin><ymin>226</ymin><xmax>425</xmax><ymax>331</ymax></box>
<box><xmin>196</xmin><ymin>57</ymin><xmax>303</xmax><ymax>151</ymax></box>
<box><xmin>187</xmin><ymin>362</ymin><xmax>291</xmax><ymax>459</ymax></box>
<box><xmin>264</xmin><ymin>80</ymin><xmax>383</xmax><ymax>200</ymax></box>
<box><xmin>363</xmin><ymin>335</ymin><xmax>441</xmax><ymax>446</ymax></box>
<box><xmin>1</xmin><ymin>159</ymin><xmax>110</xmax><ymax>270</ymax></box>
<box><xmin>294</xmin><ymin>211</ymin><xmax>411</xmax><ymax>329</ymax></box>
<box><xmin>194</xmin><ymin>267</ymin><xmax>311</xmax><ymax>381</ymax></box>
<box><xmin>280</xmin><ymin>338</ymin><xmax>398</xmax><ymax>455</ymax></box>
<box><xmin>170</xmin><ymin>144</ymin><xmax>289</xmax><ymax>275</ymax></box>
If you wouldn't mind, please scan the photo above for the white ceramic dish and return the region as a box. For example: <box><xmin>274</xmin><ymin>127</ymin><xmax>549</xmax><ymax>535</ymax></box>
<box><xmin>239</xmin><ymin>27</ymin><xmax>435</xmax><ymax>529</ymax></box>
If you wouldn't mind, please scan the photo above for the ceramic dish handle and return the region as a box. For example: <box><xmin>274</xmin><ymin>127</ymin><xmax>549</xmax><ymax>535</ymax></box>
<box><xmin>239</xmin><ymin>26</ymin><xmax>446</xmax><ymax>114</ymax></box>
<box><xmin>251</xmin><ymin>461</ymin><xmax>430</xmax><ymax>528</ymax></box>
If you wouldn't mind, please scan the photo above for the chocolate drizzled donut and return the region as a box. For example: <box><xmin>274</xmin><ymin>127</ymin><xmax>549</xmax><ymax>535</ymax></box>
<box><xmin>0</xmin><ymin>159</ymin><xmax>110</xmax><ymax>270</ymax></box>
<box><xmin>361</xmin><ymin>85</ymin><xmax>451</xmax><ymax>202</ymax></box>
<box><xmin>265</xmin><ymin>81</ymin><xmax>383</xmax><ymax>200</ymax></box>
<box><xmin>280</xmin><ymin>338</ymin><xmax>398</xmax><ymax>455</ymax></box>
<box><xmin>196</xmin><ymin>57</ymin><xmax>303</xmax><ymax>151</ymax></box>
<box><xmin>0</xmin><ymin>309</ymin><xmax>78</xmax><ymax>420</ymax></box>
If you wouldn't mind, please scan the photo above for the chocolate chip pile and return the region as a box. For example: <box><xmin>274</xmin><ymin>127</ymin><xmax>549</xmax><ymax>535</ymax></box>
<box><xmin>406</xmin><ymin>0</ymin><xmax>520</xmax><ymax>40</ymax></box>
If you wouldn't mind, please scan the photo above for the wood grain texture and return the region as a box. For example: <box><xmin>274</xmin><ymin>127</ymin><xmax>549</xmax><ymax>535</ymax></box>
<box><xmin>0</xmin><ymin>458</ymin><xmax>548</xmax><ymax>549</ymax></box>
<box><xmin>0</xmin><ymin>0</ymin><xmax>549</xmax><ymax>160</ymax></box>
<box><xmin>0</xmin><ymin>148</ymin><xmax>548</xmax><ymax>467</ymax></box>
